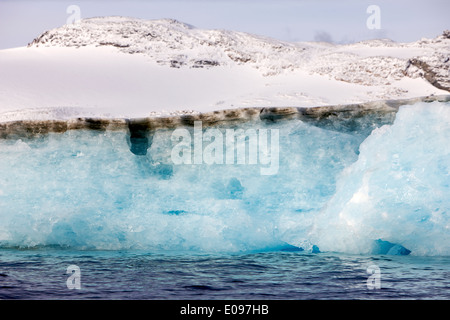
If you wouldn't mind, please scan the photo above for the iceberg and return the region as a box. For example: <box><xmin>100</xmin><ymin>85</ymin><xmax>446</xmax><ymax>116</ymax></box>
<box><xmin>0</xmin><ymin>100</ymin><xmax>449</xmax><ymax>255</ymax></box>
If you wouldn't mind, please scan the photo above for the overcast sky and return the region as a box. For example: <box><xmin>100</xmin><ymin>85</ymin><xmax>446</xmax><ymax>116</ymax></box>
<box><xmin>0</xmin><ymin>0</ymin><xmax>449</xmax><ymax>49</ymax></box>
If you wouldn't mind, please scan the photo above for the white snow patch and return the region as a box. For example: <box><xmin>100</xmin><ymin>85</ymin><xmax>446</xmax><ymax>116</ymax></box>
<box><xmin>0</xmin><ymin>17</ymin><xmax>448</xmax><ymax>122</ymax></box>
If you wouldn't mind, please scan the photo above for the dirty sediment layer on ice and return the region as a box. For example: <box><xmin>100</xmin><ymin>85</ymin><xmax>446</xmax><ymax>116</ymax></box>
<box><xmin>0</xmin><ymin>95</ymin><xmax>449</xmax><ymax>139</ymax></box>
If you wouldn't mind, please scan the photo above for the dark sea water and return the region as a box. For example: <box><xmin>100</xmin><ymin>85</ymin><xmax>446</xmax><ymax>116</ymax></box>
<box><xmin>1</xmin><ymin>248</ymin><xmax>449</xmax><ymax>300</ymax></box>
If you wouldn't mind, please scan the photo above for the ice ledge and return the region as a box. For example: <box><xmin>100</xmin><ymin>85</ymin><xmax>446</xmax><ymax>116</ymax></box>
<box><xmin>0</xmin><ymin>95</ymin><xmax>448</xmax><ymax>140</ymax></box>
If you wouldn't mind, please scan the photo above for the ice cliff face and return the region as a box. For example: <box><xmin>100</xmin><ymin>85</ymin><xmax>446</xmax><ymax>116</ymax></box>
<box><xmin>28</xmin><ymin>16</ymin><xmax>449</xmax><ymax>91</ymax></box>
<box><xmin>1</xmin><ymin>100</ymin><xmax>449</xmax><ymax>254</ymax></box>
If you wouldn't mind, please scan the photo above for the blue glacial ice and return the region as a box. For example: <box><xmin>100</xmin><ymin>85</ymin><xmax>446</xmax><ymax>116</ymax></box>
<box><xmin>0</xmin><ymin>101</ymin><xmax>448</xmax><ymax>255</ymax></box>
<box><xmin>308</xmin><ymin>101</ymin><xmax>450</xmax><ymax>256</ymax></box>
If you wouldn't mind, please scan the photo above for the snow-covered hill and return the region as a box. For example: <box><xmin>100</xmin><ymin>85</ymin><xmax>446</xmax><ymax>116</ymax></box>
<box><xmin>0</xmin><ymin>16</ymin><xmax>448</xmax><ymax>121</ymax></box>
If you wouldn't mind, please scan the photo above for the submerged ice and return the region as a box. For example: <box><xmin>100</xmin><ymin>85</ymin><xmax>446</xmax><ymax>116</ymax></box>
<box><xmin>0</xmin><ymin>101</ymin><xmax>449</xmax><ymax>255</ymax></box>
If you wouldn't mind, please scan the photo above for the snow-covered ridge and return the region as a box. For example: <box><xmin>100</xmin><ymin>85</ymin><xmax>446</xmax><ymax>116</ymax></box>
<box><xmin>1</xmin><ymin>16</ymin><xmax>448</xmax><ymax>121</ymax></box>
<box><xmin>29</xmin><ymin>17</ymin><xmax>302</xmax><ymax>76</ymax></box>
<box><xmin>28</xmin><ymin>16</ymin><xmax>450</xmax><ymax>90</ymax></box>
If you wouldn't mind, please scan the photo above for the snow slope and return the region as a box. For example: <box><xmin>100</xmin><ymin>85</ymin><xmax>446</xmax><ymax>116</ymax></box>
<box><xmin>0</xmin><ymin>16</ymin><xmax>448</xmax><ymax>121</ymax></box>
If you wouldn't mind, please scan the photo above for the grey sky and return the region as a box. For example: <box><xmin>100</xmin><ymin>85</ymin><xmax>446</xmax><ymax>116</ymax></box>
<box><xmin>0</xmin><ymin>0</ymin><xmax>449</xmax><ymax>49</ymax></box>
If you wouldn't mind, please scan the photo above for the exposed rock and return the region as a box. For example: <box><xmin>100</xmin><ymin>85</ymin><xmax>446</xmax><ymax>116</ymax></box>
<box><xmin>403</xmin><ymin>30</ymin><xmax>450</xmax><ymax>92</ymax></box>
<box><xmin>405</xmin><ymin>57</ymin><xmax>449</xmax><ymax>91</ymax></box>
